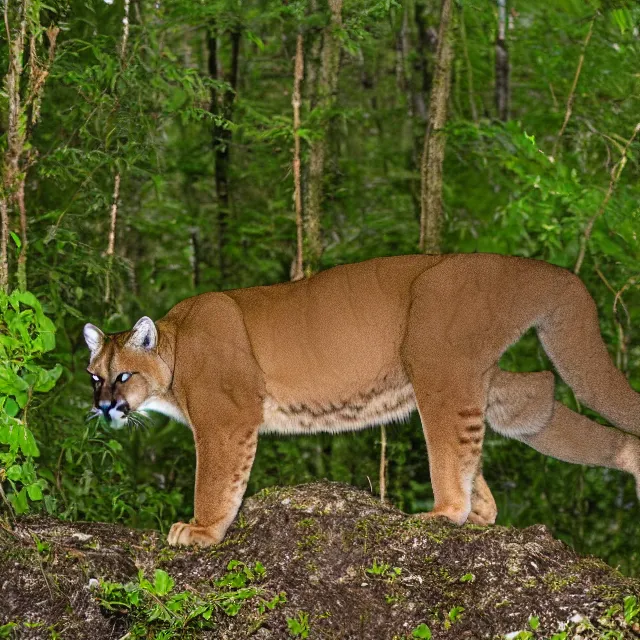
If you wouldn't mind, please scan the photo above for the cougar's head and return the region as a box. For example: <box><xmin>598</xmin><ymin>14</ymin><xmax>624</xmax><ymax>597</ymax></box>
<box><xmin>83</xmin><ymin>316</ymin><xmax>171</xmax><ymax>428</ymax></box>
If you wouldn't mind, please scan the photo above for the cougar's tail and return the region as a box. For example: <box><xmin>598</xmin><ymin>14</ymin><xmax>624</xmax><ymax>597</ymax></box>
<box><xmin>536</xmin><ymin>273</ymin><xmax>640</xmax><ymax>436</ymax></box>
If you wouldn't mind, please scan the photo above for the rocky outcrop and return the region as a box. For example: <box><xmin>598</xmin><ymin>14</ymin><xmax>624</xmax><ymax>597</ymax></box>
<box><xmin>1</xmin><ymin>481</ymin><xmax>639</xmax><ymax>639</ymax></box>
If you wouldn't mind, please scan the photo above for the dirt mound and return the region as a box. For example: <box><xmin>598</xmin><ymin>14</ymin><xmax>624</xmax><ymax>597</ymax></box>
<box><xmin>1</xmin><ymin>481</ymin><xmax>639</xmax><ymax>639</ymax></box>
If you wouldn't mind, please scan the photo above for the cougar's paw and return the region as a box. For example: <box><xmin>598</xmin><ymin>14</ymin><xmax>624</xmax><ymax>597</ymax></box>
<box><xmin>415</xmin><ymin>506</ymin><xmax>469</xmax><ymax>526</ymax></box>
<box><xmin>167</xmin><ymin>521</ymin><xmax>224</xmax><ymax>547</ymax></box>
<box><xmin>466</xmin><ymin>507</ymin><xmax>497</xmax><ymax>526</ymax></box>
<box><xmin>466</xmin><ymin>497</ymin><xmax>498</xmax><ymax>525</ymax></box>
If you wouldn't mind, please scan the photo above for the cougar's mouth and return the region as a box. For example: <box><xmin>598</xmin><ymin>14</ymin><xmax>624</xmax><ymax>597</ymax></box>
<box><xmin>88</xmin><ymin>401</ymin><xmax>146</xmax><ymax>430</ymax></box>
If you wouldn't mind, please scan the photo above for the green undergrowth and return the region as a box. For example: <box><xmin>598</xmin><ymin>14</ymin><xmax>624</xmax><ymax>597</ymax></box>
<box><xmin>96</xmin><ymin>561</ymin><xmax>286</xmax><ymax>638</ymax></box>
<box><xmin>395</xmin><ymin>594</ymin><xmax>640</xmax><ymax>640</ymax></box>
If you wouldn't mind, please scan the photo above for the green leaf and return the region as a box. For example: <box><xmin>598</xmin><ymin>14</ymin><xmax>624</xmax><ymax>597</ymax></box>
<box><xmin>412</xmin><ymin>623</ymin><xmax>432</xmax><ymax>639</ymax></box>
<box><xmin>27</xmin><ymin>483</ymin><xmax>43</xmax><ymax>501</ymax></box>
<box><xmin>4</xmin><ymin>398</ymin><xmax>19</xmax><ymax>417</ymax></box>
<box><xmin>9</xmin><ymin>231</ymin><xmax>21</xmax><ymax>249</ymax></box>
<box><xmin>10</xmin><ymin>487</ymin><xmax>28</xmax><ymax>514</ymax></box>
<box><xmin>15</xmin><ymin>291</ymin><xmax>39</xmax><ymax>309</ymax></box>
<box><xmin>15</xmin><ymin>392</ymin><xmax>28</xmax><ymax>409</ymax></box>
<box><xmin>153</xmin><ymin>569</ymin><xmax>174</xmax><ymax>596</ymax></box>
<box><xmin>107</xmin><ymin>439</ymin><xmax>123</xmax><ymax>452</ymax></box>
<box><xmin>6</xmin><ymin>465</ymin><xmax>22</xmax><ymax>481</ymax></box>
<box><xmin>17</xmin><ymin>425</ymin><xmax>40</xmax><ymax>457</ymax></box>
<box><xmin>33</xmin><ymin>364</ymin><xmax>63</xmax><ymax>392</ymax></box>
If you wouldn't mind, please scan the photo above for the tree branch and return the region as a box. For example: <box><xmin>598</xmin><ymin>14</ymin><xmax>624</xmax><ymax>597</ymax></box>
<box><xmin>574</xmin><ymin>122</ymin><xmax>640</xmax><ymax>275</ymax></box>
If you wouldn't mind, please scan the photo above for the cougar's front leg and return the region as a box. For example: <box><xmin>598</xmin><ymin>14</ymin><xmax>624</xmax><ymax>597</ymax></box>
<box><xmin>167</xmin><ymin>414</ymin><xmax>260</xmax><ymax>547</ymax></box>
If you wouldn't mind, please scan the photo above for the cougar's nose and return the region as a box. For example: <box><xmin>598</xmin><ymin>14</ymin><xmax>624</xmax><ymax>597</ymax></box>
<box><xmin>99</xmin><ymin>401</ymin><xmax>113</xmax><ymax>422</ymax></box>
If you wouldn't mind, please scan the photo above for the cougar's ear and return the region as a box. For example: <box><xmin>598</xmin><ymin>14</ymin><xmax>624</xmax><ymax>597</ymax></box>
<box><xmin>127</xmin><ymin>316</ymin><xmax>157</xmax><ymax>350</ymax></box>
<box><xmin>83</xmin><ymin>323</ymin><xmax>105</xmax><ymax>356</ymax></box>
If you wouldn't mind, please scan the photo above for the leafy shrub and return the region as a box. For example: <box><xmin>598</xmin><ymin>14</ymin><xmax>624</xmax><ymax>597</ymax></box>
<box><xmin>0</xmin><ymin>290</ymin><xmax>62</xmax><ymax>513</ymax></box>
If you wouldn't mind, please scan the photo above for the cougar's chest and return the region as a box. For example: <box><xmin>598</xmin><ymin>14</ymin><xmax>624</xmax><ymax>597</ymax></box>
<box><xmin>259</xmin><ymin>371</ymin><xmax>416</xmax><ymax>435</ymax></box>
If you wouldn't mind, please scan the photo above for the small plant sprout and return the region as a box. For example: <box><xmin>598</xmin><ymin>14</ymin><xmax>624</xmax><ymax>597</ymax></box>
<box><xmin>624</xmin><ymin>595</ymin><xmax>640</xmax><ymax>623</ymax></box>
<box><xmin>444</xmin><ymin>606</ymin><xmax>465</xmax><ymax>630</ymax></box>
<box><xmin>287</xmin><ymin>611</ymin><xmax>311</xmax><ymax>638</ymax></box>
<box><xmin>366</xmin><ymin>558</ymin><xmax>390</xmax><ymax>576</ymax></box>
<box><xmin>411</xmin><ymin>622</ymin><xmax>432</xmax><ymax>638</ymax></box>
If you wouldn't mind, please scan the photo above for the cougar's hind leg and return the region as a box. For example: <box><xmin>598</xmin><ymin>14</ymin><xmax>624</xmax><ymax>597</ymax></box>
<box><xmin>468</xmin><ymin>472</ymin><xmax>498</xmax><ymax>525</ymax></box>
<box><xmin>487</xmin><ymin>370</ymin><xmax>640</xmax><ymax>497</ymax></box>
<box><xmin>407</xmin><ymin>365</ymin><xmax>493</xmax><ymax>525</ymax></box>
<box><xmin>486</xmin><ymin>370</ymin><xmax>556</xmax><ymax>438</ymax></box>
<box><xmin>538</xmin><ymin>276</ymin><xmax>640</xmax><ymax>435</ymax></box>
<box><xmin>466</xmin><ymin>369</ymin><xmax>557</xmax><ymax>525</ymax></box>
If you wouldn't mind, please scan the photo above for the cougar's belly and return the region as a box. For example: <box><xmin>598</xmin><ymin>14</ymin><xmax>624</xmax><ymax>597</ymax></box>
<box><xmin>259</xmin><ymin>370</ymin><xmax>416</xmax><ymax>435</ymax></box>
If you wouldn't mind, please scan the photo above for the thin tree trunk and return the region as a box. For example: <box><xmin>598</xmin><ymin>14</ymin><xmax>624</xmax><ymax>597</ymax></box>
<box><xmin>3</xmin><ymin>0</ymin><xmax>27</xmax><ymax>292</ymax></box>
<box><xmin>495</xmin><ymin>0</ymin><xmax>509</xmax><ymax>121</ymax></box>
<box><xmin>553</xmin><ymin>16</ymin><xmax>595</xmax><ymax>157</ymax></box>
<box><xmin>103</xmin><ymin>0</ymin><xmax>129</xmax><ymax>303</ymax></box>
<box><xmin>379</xmin><ymin>425</ymin><xmax>387</xmax><ymax>503</ymax></box>
<box><xmin>120</xmin><ymin>0</ymin><xmax>131</xmax><ymax>61</ymax></box>
<box><xmin>16</xmin><ymin>181</ymin><xmax>27</xmax><ymax>291</ymax></box>
<box><xmin>291</xmin><ymin>34</ymin><xmax>305</xmax><ymax>282</ymax></box>
<box><xmin>419</xmin><ymin>0</ymin><xmax>455</xmax><ymax>254</ymax></box>
<box><xmin>1</xmin><ymin>2</ymin><xmax>58</xmax><ymax>292</ymax></box>
<box><xmin>574</xmin><ymin>122</ymin><xmax>640</xmax><ymax>275</ymax></box>
<box><xmin>304</xmin><ymin>0</ymin><xmax>343</xmax><ymax>275</ymax></box>
<box><xmin>104</xmin><ymin>173</ymin><xmax>121</xmax><ymax>303</ymax></box>
<box><xmin>191</xmin><ymin>229</ymin><xmax>200</xmax><ymax>290</ymax></box>
<box><xmin>413</xmin><ymin>0</ymin><xmax>435</xmax><ymax>122</ymax></box>
<box><xmin>208</xmin><ymin>28</ymin><xmax>241</xmax><ymax>288</ymax></box>
<box><xmin>0</xmin><ymin>198</ymin><xmax>8</xmax><ymax>293</ymax></box>
<box><xmin>460</xmin><ymin>5</ymin><xmax>478</xmax><ymax>124</ymax></box>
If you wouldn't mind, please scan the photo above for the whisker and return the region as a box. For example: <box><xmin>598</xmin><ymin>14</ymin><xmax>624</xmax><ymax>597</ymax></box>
<box><xmin>127</xmin><ymin>411</ymin><xmax>150</xmax><ymax>432</ymax></box>
<box><xmin>85</xmin><ymin>410</ymin><xmax>101</xmax><ymax>423</ymax></box>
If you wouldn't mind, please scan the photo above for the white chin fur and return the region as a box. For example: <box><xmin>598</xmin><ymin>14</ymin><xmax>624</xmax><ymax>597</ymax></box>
<box><xmin>138</xmin><ymin>398</ymin><xmax>188</xmax><ymax>424</ymax></box>
<box><xmin>108</xmin><ymin>409</ymin><xmax>127</xmax><ymax>429</ymax></box>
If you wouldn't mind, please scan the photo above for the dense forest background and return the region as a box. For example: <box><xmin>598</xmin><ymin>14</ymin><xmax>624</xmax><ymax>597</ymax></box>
<box><xmin>1</xmin><ymin>0</ymin><xmax>639</xmax><ymax>577</ymax></box>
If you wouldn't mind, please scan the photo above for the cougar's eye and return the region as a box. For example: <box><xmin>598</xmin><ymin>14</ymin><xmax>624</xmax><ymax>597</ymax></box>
<box><xmin>118</xmin><ymin>372</ymin><xmax>132</xmax><ymax>383</ymax></box>
<box><xmin>90</xmin><ymin>373</ymin><xmax>102</xmax><ymax>384</ymax></box>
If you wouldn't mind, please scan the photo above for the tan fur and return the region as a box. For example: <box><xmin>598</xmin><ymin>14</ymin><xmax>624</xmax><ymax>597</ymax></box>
<box><xmin>84</xmin><ymin>254</ymin><xmax>640</xmax><ymax>546</ymax></box>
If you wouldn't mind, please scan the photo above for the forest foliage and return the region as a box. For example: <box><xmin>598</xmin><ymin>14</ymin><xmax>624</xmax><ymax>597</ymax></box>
<box><xmin>0</xmin><ymin>0</ymin><xmax>639</xmax><ymax>575</ymax></box>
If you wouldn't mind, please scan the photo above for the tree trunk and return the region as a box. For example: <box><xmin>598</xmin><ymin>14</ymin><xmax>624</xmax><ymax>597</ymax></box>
<box><xmin>414</xmin><ymin>0</ymin><xmax>435</xmax><ymax>122</ymax></box>
<box><xmin>553</xmin><ymin>16</ymin><xmax>595</xmax><ymax>157</ymax></box>
<box><xmin>103</xmin><ymin>0</ymin><xmax>130</xmax><ymax>304</ymax></box>
<box><xmin>495</xmin><ymin>0</ymin><xmax>509</xmax><ymax>121</ymax></box>
<box><xmin>419</xmin><ymin>0</ymin><xmax>455</xmax><ymax>254</ymax></box>
<box><xmin>2</xmin><ymin>0</ymin><xmax>27</xmax><ymax>293</ymax></box>
<box><xmin>208</xmin><ymin>28</ymin><xmax>241</xmax><ymax>288</ymax></box>
<box><xmin>460</xmin><ymin>4</ymin><xmax>478</xmax><ymax>124</ymax></box>
<box><xmin>291</xmin><ymin>34</ymin><xmax>305</xmax><ymax>282</ymax></box>
<box><xmin>0</xmin><ymin>198</ymin><xmax>8</xmax><ymax>293</ymax></box>
<box><xmin>303</xmin><ymin>0</ymin><xmax>343</xmax><ymax>275</ymax></box>
<box><xmin>104</xmin><ymin>174</ymin><xmax>121</xmax><ymax>303</ymax></box>
<box><xmin>1</xmin><ymin>2</ymin><xmax>58</xmax><ymax>293</ymax></box>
